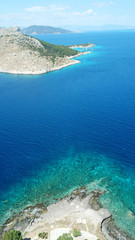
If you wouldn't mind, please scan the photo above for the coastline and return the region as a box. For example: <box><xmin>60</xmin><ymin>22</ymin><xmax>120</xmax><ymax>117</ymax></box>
<box><xmin>0</xmin><ymin>51</ymin><xmax>91</xmax><ymax>75</ymax></box>
<box><xmin>0</xmin><ymin>51</ymin><xmax>91</xmax><ymax>76</ymax></box>
<box><xmin>0</xmin><ymin>59</ymin><xmax>80</xmax><ymax>76</ymax></box>
<box><xmin>1</xmin><ymin>187</ymin><xmax>134</xmax><ymax>240</ymax></box>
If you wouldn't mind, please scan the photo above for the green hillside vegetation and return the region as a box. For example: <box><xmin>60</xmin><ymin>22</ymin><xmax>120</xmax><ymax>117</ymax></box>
<box><xmin>28</xmin><ymin>36</ymin><xmax>78</xmax><ymax>63</ymax></box>
<box><xmin>39</xmin><ymin>39</ymin><xmax>78</xmax><ymax>57</ymax></box>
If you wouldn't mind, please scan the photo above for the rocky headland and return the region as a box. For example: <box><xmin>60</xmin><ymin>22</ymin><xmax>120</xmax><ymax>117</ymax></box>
<box><xmin>0</xmin><ymin>26</ymin><xmax>92</xmax><ymax>75</ymax></box>
<box><xmin>1</xmin><ymin>187</ymin><xmax>134</xmax><ymax>240</ymax></box>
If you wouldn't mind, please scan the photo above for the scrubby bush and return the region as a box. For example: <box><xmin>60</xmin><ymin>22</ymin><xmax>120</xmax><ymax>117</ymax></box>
<box><xmin>39</xmin><ymin>39</ymin><xmax>78</xmax><ymax>58</ymax></box>
<box><xmin>72</xmin><ymin>229</ymin><xmax>81</xmax><ymax>237</ymax></box>
<box><xmin>57</xmin><ymin>233</ymin><xmax>73</xmax><ymax>240</ymax></box>
<box><xmin>2</xmin><ymin>229</ymin><xmax>22</xmax><ymax>240</ymax></box>
<box><xmin>38</xmin><ymin>232</ymin><xmax>48</xmax><ymax>239</ymax></box>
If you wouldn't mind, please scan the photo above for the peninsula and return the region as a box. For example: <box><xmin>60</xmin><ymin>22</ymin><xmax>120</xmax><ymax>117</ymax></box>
<box><xmin>0</xmin><ymin>26</ymin><xmax>93</xmax><ymax>75</ymax></box>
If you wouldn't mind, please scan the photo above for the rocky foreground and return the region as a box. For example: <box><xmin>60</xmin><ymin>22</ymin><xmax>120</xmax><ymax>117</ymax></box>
<box><xmin>0</xmin><ymin>26</ymin><xmax>92</xmax><ymax>75</ymax></box>
<box><xmin>1</xmin><ymin>187</ymin><xmax>134</xmax><ymax>240</ymax></box>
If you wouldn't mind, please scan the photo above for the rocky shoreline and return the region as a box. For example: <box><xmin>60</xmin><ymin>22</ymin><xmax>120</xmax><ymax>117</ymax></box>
<box><xmin>0</xmin><ymin>51</ymin><xmax>91</xmax><ymax>76</ymax></box>
<box><xmin>1</xmin><ymin>187</ymin><xmax>134</xmax><ymax>240</ymax></box>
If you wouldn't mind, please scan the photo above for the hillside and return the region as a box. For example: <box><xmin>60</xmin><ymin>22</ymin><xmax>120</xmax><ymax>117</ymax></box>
<box><xmin>0</xmin><ymin>26</ymin><xmax>80</xmax><ymax>75</ymax></box>
<box><xmin>22</xmin><ymin>25</ymin><xmax>73</xmax><ymax>35</ymax></box>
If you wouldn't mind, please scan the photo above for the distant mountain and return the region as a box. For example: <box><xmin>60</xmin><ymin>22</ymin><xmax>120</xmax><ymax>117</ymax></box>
<box><xmin>22</xmin><ymin>25</ymin><xmax>73</xmax><ymax>35</ymax></box>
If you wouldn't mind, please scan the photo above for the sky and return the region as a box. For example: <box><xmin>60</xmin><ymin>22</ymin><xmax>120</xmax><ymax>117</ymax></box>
<box><xmin>0</xmin><ymin>0</ymin><xmax>135</xmax><ymax>30</ymax></box>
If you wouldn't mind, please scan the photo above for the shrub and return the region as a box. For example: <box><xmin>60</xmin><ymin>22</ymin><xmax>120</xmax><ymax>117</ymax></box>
<box><xmin>57</xmin><ymin>233</ymin><xmax>73</xmax><ymax>240</ymax></box>
<box><xmin>38</xmin><ymin>232</ymin><xmax>48</xmax><ymax>239</ymax></box>
<box><xmin>2</xmin><ymin>229</ymin><xmax>22</xmax><ymax>240</ymax></box>
<box><xmin>72</xmin><ymin>229</ymin><xmax>81</xmax><ymax>237</ymax></box>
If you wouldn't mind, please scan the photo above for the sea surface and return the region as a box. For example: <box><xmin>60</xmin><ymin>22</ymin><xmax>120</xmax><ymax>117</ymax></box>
<box><xmin>0</xmin><ymin>31</ymin><xmax>135</xmax><ymax>237</ymax></box>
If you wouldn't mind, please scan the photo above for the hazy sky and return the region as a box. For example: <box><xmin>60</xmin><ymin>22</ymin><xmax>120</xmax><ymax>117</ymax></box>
<box><xmin>0</xmin><ymin>0</ymin><xmax>135</xmax><ymax>28</ymax></box>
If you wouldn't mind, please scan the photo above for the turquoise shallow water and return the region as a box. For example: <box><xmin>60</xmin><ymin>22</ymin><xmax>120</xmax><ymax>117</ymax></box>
<box><xmin>0</xmin><ymin>32</ymin><xmax>135</xmax><ymax>236</ymax></box>
<box><xmin>1</xmin><ymin>150</ymin><xmax>135</xmax><ymax>236</ymax></box>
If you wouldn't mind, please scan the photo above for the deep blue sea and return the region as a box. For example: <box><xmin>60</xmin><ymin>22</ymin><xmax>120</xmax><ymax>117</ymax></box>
<box><xmin>0</xmin><ymin>31</ymin><xmax>135</xmax><ymax>236</ymax></box>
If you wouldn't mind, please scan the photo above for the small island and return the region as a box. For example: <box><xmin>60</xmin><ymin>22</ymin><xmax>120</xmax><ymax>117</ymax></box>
<box><xmin>0</xmin><ymin>26</ymin><xmax>94</xmax><ymax>75</ymax></box>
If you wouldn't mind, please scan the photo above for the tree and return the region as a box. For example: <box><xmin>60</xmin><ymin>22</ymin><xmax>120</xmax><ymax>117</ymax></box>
<box><xmin>2</xmin><ymin>229</ymin><xmax>22</xmax><ymax>240</ymax></box>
